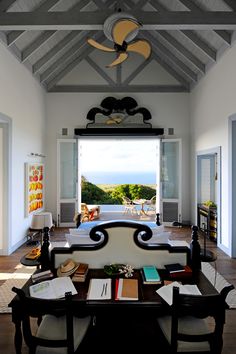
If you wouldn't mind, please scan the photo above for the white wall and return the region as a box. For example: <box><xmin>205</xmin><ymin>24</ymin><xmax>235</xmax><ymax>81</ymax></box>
<box><xmin>45</xmin><ymin>92</ymin><xmax>190</xmax><ymax>223</ymax></box>
<box><xmin>0</xmin><ymin>43</ymin><xmax>46</xmax><ymax>254</ymax></box>
<box><xmin>0</xmin><ymin>126</ymin><xmax>3</xmax><ymax>249</ymax></box>
<box><xmin>190</xmin><ymin>43</ymin><xmax>236</xmax><ymax>256</ymax></box>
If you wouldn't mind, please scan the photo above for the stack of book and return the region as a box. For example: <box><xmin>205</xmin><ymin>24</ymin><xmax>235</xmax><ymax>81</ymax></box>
<box><xmin>72</xmin><ymin>263</ymin><xmax>89</xmax><ymax>282</ymax></box>
<box><xmin>141</xmin><ymin>265</ymin><xmax>162</xmax><ymax>284</ymax></box>
<box><xmin>31</xmin><ymin>270</ymin><xmax>54</xmax><ymax>283</ymax></box>
<box><xmin>164</xmin><ymin>263</ymin><xmax>192</xmax><ymax>279</ymax></box>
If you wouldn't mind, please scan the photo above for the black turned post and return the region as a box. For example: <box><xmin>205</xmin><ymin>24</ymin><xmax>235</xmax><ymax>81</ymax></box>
<box><xmin>190</xmin><ymin>225</ymin><xmax>201</xmax><ymax>274</ymax></box>
<box><xmin>39</xmin><ymin>227</ymin><xmax>51</xmax><ymax>271</ymax></box>
<box><xmin>76</xmin><ymin>213</ymin><xmax>81</xmax><ymax>228</ymax></box>
<box><xmin>156</xmin><ymin>213</ymin><xmax>161</xmax><ymax>226</ymax></box>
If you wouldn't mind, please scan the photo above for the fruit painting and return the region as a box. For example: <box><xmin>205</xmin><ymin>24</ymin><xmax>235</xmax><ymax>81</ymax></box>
<box><xmin>25</xmin><ymin>163</ymin><xmax>44</xmax><ymax>216</ymax></box>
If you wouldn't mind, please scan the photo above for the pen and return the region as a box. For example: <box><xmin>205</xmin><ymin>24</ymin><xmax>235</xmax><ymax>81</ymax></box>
<box><xmin>101</xmin><ymin>284</ymin><xmax>105</xmax><ymax>297</ymax></box>
<box><xmin>104</xmin><ymin>283</ymin><xmax>107</xmax><ymax>296</ymax></box>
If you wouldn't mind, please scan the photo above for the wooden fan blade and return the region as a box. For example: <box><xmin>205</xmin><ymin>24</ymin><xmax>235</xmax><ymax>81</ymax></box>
<box><xmin>87</xmin><ymin>38</ymin><xmax>115</xmax><ymax>52</ymax></box>
<box><xmin>106</xmin><ymin>52</ymin><xmax>129</xmax><ymax>68</ymax></box>
<box><xmin>127</xmin><ymin>40</ymin><xmax>152</xmax><ymax>59</ymax></box>
<box><xmin>112</xmin><ymin>19</ymin><xmax>140</xmax><ymax>45</ymax></box>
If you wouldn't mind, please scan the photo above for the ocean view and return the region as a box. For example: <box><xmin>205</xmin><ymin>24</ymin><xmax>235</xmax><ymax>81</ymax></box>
<box><xmin>83</xmin><ymin>171</ymin><xmax>156</xmax><ymax>184</ymax></box>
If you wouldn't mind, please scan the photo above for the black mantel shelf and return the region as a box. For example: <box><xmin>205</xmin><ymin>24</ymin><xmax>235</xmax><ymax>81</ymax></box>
<box><xmin>74</xmin><ymin>128</ymin><xmax>164</xmax><ymax>136</ymax></box>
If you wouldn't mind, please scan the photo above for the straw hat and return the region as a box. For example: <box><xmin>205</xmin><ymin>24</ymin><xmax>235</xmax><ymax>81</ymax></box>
<box><xmin>57</xmin><ymin>258</ymin><xmax>79</xmax><ymax>277</ymax></box>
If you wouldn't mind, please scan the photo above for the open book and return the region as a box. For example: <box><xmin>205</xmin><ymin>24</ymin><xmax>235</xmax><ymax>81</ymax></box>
<box><xmin>87</xmin><ymin>278</ymin><xmax>112</xmax><ymax>300</ymax></box>
<box><xmin>156</xmin><ymin>281</ymin><xmax>201</xmax><ymax>306</ymax></box>
<box><xmin>29</xmin><ymin>276</ymin><xmax>77</xmax><ymax>299</ymax></box>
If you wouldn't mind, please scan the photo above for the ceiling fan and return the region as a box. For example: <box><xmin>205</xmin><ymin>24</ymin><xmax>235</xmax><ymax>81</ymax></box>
<box><xmin>87</xmin><ymin>12</ymin><xmax>151</xmax><ymax>68</ymax></box>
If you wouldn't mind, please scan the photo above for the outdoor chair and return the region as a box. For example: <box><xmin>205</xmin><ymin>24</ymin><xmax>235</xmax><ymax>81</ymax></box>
<box><xmin>145</xmin><ymin>195</ymin><xmax>156</xmax><ymax>213</ymax></box>
<box><xmin>157</xmin><ymin>286</ymin><xmax>226</xmax><ymax>353</ymax></box>
<box><xmin>81</xmin><ymin>203</ymin><xmax>100</xmax><ymax>222</ymax></box>
<box><xmin>11</xmin><ymin>287</ymin><xmax>92</xmax><ymax>354</ymax></box>
<box><xmin>122</xmin><ymin>196</ymin><xmax>137</xmax><ymax>215</ymax></box>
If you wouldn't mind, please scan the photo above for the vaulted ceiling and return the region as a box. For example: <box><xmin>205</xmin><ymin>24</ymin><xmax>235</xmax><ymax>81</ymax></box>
<box><xmin>0</xmin><ymin>0</ymin><xmax>236</xmax><ymax>93</ymax></box>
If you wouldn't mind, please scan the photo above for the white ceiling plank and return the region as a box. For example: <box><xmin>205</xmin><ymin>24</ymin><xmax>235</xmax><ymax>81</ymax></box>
<box><xmin>178</xmin><ymin>0</ymin><xmax>231</xmax><ymax>44</ymax></box>
<box><xmin>143</xmin><ymin>32</ymin><xmax>197</xmax><ymax>82</ymax></box>
<box><xmin>157</xmin><ymin>30</ymin><xmax>205</xmax><ymax>73</ymax></box>
<box><xmin>46</xmin><ymin>33</ymin><xmax>105</xmax><ymax>90</ymax></box>
<box><xmin>22</xmin><ymin>30</ymin><xmax>56</xmax><ymax>62</ymax></box>
<box><xmin>32</xmin><ymin>31</ymin><xmax>81</xmax><ymax>74</ymax></box>
<box><xmin>40</xmin><ymin>31</ymin><xmax>92</xmax><ymax>83</ymax></box>
<box><xmin>181</xmin><ymin>30</ymin><xmax>216</xmax><ymax>61</ymax></box>
<box><xmin>7</xmin><ymin>0</ymin><xmax>61</xmax><ymax>45</ymax></box>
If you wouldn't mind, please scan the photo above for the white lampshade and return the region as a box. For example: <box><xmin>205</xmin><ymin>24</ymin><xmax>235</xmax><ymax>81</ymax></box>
<box><xmin>31</xmin><ymin>212</ymin><xmax>53</xmax><ymax>230</ymax></box>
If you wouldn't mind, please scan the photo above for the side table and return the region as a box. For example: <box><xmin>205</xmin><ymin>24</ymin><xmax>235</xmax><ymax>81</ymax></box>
<box><xmin>20</xmin><ymin>255</ymin><xmax>41</xmax><ymax>269</ymax></box>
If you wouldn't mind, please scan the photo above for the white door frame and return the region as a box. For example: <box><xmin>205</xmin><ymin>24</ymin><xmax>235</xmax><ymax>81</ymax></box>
<box><xmin>57</xmin><ymin>139</ymin><xmax>77</xmax><ymax>227</ymax></box>
<box><xmin>0</xmin><ymin>113</ymin><xmax>12</xmax><ymax>255</ymax></box>
<box><xmin>196</xmin><ymin>147</ymin><xmax>221</xmax><ymax>247</ymax></box>
<box><xmin>229</xmin><ymin>114</ymin><xmax>236</xmax><ymax>257</ymax></box>
<box><xmin>160</xmin><ymin>139</ymin><xmax>182</xmax><ymax>225</ymax></box>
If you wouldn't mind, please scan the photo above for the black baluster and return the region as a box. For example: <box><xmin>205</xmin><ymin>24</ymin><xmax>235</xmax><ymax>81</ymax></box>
<box><xmin>190</xmin><ymin>225</ymin><xmax>201</xmax><ymax>275</ymax></box>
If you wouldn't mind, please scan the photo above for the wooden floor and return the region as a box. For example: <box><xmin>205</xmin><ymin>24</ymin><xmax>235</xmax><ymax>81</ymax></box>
<box><xmin>0</xmin><ymin>222</ymin><xmax>236</xmax><ymax>353</ymax></box>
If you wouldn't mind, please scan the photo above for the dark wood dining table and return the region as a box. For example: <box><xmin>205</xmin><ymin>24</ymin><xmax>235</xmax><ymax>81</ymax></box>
<box><xmin>9</xmin><ymin>267</ymin><xmax>219</xmax><ymax>354</ymax></box>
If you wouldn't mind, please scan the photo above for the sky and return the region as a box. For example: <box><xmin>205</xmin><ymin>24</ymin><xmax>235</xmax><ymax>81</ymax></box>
<box><xmin>80</xmin><ymin>139</ymin><xmax>159</xmax><ymax>173</ymax></box>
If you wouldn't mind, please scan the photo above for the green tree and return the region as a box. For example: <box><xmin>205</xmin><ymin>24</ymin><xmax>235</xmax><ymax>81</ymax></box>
<box><xmin>81</xmin><ymin>176</ymin><xmax>156</xmax><ymax>205</ymax></box>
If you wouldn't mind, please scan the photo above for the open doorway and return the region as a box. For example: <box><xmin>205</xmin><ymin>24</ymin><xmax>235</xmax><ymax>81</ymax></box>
<box><xmin>196</xmin><ymin>147</ymin><xmax>221</xmax><ymax>246</ymax></box>
<box><xmin>79</xmin><ymin>138</ymin><xmax>159</xmax><ymax>220</ymax></box>
<box><xmin>57</xmin><ymin>137</ymin><xmax>182</xmax><ymax>226</ymax></box>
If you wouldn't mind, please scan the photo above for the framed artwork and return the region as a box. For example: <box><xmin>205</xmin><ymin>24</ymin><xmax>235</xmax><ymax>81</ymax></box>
<box><xmin>25</xmin><ymin>163</ymin><xmax>44</xmax><ymax>216</ymax></box>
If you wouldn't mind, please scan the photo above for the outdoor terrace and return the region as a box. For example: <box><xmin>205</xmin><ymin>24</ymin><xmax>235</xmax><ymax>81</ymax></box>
<box><xmin>87</xmin><ymin>204</ymin><xmax>156</xmax><ymax>223</ymax></box>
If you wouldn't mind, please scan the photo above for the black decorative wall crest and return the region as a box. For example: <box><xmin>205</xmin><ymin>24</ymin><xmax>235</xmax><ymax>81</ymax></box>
<box><xmin>74</xmin><ymin>96</ymin><xmax>164</xmax><ymax>136</ymax></box>
<box><xmin>86</xmin><ymin>96</ymin><xmax>152</xmax><ymax>128</ymax></box>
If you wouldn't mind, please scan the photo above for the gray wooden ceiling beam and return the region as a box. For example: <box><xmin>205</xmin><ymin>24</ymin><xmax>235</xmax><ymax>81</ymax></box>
<box><xmin>40</xmin><ymin>31</ymin><xmax>92</xmax><ymax>83</ymax></box>
<box><xmin>126</xmin><ymin>0</ymin><xmax>210</xmax><ymax>71</ymax></box>
<box><xmin>33</xmin><ymin>31</ymin><xmax>81</xmax><ymax>74</ymax></box>
<box><xmin>1</xmin><ymin>11</ymin><xmax>236</xmax><ymax>30</ymax></box>
<box><xmin>116</xmin><ymin>65</ymin><xmax>122</xmax><ymax>85</ymax></box>
<box><xmin>7</xmin><ymin>0</ymin><xmax>61</xmax><ymax>46</ymax></box>
<box><xmin>46</xmin><ymin>37</ymin><xmax>105</xmax><ymax>91</ymax></box>
<box><xmin>148</xmin><ymin>0</ymin><xmax>217</xmax><ymax>61</ymax></box>
<box><xmin>45</xmin><ymin>43</ymin><xmax>91</xmax><ymax>88</ymax></box>
<box><xmin>123</xmin><ymin>57</ymin><xmax>152</xmax><ymax>85</ymax></box>
<box><xmin>178</xmin><ymin>0</ymin><xmax>231</xmax><ymax>44</ymax></box>
<box><xmin>156</xmin><ymin>30</ymin><xmax>205</xmax><ymax>73</ymax></box>
<box><xmin>181</xmin><ymin>30</ymin><xmax>216</xmax><ymax>61</ymax></box>
<box><xmin>143</xmin><ymin>32</ymin><xmax>197</xmax><ymax>82</ymax></box>
<box><xmin>49</xmin><ymin>84</ymin><xmax>189</xmax><ymax>93</ymax></box>
<box><xmin>86</xmin><ymin>56</ymin><xmax>116</xmax><ymax>86</ymax></box>
<box><xmin>222</xmin><ymin>0</ymin><xmax>236</xmax><ymax>11</ymax></box>
<box><xmin>0</xmin><ymin>0</ymin><xmax>16</xmax><ymax>12</ymax></box>
<box><xmin>22</xmin><ymin>30</ymin><xmax>56</xmax><ymax>62</ymax></box>
<box><xmin>33</xmin><ymin>0</ymin><xmax>113</xmax><ymax>75</ymax></box>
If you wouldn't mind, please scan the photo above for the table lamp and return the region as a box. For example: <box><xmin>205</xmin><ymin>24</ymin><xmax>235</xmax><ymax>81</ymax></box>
<box><xmin>30</xmin><ymin>212</ymin><xmax>53</xmax><ymax>231</ymax></box>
